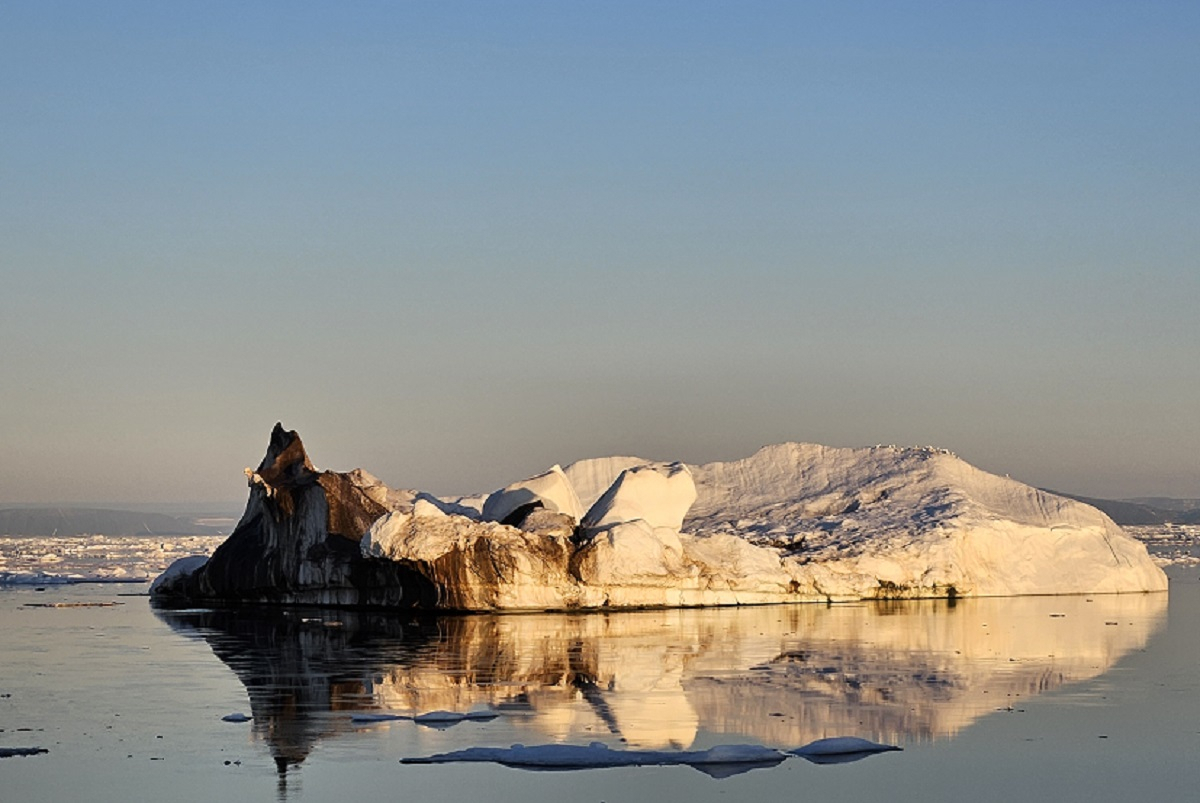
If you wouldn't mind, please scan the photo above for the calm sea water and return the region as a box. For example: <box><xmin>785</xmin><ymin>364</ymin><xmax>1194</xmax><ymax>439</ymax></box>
<box><xmin>2</xmin><ymin>565</ymin><xmax>1198</xmax><ymax>802</ymax></box>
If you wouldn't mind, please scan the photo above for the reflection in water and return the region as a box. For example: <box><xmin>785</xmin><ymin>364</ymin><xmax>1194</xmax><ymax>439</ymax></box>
<box><xmin>155</xmin><ymin>593</ymin><xmax>1165</xmax><ymax>771</ymax></box>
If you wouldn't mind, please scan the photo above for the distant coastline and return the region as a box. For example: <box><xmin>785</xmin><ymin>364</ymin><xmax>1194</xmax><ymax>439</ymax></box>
<box><xmin>0</xmin><ymin>507</ymin><xmax>236</xmax><ymax>537</ymax></box>
<box><xmin>1045</xmin><ymin>493</ymin><xmax>1200</xmax><ymax>526</ymax></box>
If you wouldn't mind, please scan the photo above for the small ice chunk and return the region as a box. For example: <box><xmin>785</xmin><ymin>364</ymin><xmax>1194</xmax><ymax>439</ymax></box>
<box><xmin>0</xmin><ymin>747</ymin><xmax>49</xmax><ymax>758</ymax></box>
<box><xmin>350</xmin><ymin>713</ymin><xmax>411</xmax><ymax>723</ymax></box>
<box><xmin>150</xmin><ymin>555</ymin><xmax>209</xmax><ymax>594</ymax></box>
<box><xmin>790</xmin><ymin>736</ymin><xmax>901</xmax><ymax>764</ymax></box>
<box><xmin>413</xmin><ymin>709</ymin><xmax>498</xmax><ymax>727</ymax></box>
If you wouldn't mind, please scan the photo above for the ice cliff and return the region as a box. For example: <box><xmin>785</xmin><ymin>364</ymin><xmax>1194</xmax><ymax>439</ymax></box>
<box><xmin>150</xmin><ymin>424</ymin><xmax>1167</xmax><ymax>609</ymax></box>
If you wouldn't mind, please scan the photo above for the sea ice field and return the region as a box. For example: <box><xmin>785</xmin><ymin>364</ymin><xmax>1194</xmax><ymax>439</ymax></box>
<box><xmin>0</xmin><ymin>533</ymin><xmax>227</xmax><ymax>586</ymax></box>
<box><xmin>1</xmin><ymin>527</ymin><xmax>1199</xmax><ymax>802</ymax></box>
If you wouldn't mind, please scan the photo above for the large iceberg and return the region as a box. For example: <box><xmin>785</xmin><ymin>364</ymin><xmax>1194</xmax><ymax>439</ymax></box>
<box><xmin>150</xmin><ymin>424</ymin><xmax>1167</xmax><ymax>609</ymax></box>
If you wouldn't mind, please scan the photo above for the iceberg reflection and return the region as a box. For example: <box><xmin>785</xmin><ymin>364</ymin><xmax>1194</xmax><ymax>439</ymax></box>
<box><xmin>155</xmin><ymin>592</ymin><xmax>1165</xmax><ymax>770</ymax></box>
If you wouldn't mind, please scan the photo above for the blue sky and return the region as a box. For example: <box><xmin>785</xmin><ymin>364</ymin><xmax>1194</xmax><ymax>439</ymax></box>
<box><xmin>2</xmin><ymin>1</ymin><xmax>1197</xmax><ymax>505</ymax></box>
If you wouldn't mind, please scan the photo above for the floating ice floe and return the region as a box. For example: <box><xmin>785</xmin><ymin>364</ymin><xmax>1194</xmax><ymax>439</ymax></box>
<box><xmin>401</xmin><ymin>742</ymin><xmax>790</xmax><ymax>777</ymax></box>
<box><xmin>0</xmin><ymin>571</ymin><xmax>80</xmax><ymax>586</ymax></box>
<box><xmin>350</xmin><ymin>709</ymin><xmax>497</xmax><ymax>727</ymax></box>
<box><xmin>401</xmin><ymin>737</ymin><xmax>901</xmax><ymax>776</ymax></box>
<box><xmin>0</xmin><ymin>747</ymin><xmax>49</xmax><ymax>758</ymax></box>
<box><xmin>0</xmin><ymin>570</ymin><xmax>149</xmax><ymax>586</ymax></box>
<box><xmin>789</xmin><ymin>736</ymin><xmax>903</xmax><ymax>764</ymax></box>
<box><xmin>350</xmin><ymin>713</ymin><xmax>411</xmax><ymax>724</ymax></box>
<box><xmin>414</xmin><ymin>709</ymin><xmax>498</xmax><ymax>726</ymax></box>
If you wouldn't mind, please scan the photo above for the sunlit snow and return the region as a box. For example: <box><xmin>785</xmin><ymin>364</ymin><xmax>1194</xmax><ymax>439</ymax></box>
<box><xmin>361</xmin><ymin>443</ymin><xmax>1169</xmax><ymax>608</ymax></box>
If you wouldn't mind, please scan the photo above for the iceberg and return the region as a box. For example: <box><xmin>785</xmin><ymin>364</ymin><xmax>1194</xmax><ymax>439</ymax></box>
<box><xmin>150</xmin><ymin>424</ymin><xmax>1167</xmax><ymax>609</ymax></box>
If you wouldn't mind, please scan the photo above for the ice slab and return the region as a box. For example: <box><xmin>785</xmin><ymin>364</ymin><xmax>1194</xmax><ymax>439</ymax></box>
<box><xmin>790</xmin><ymin>736</ymin><xmax>902</xmax><ymax>764</ymax></box>
<box><xmin>401</xmin><ymin>741</ymin><xmax>789</xmax><ymax>777</ymax></box>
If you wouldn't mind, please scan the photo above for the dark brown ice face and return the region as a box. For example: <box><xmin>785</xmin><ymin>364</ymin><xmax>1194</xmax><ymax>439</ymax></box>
<box><xmin>151</xmin><ymin>423</ymin><xmax>435</xmax><ymax>608</ymax></box>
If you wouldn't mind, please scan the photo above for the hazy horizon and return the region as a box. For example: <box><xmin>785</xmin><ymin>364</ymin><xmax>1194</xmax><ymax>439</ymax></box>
<box><xmin>0</xmin><ymin>430</ymin><xmax>1194</xmax><ymax>510</ymax></box>
<box><xmin>3</xmin><ymin>2</ymin><xmax>1198</xmax><ymax>504</ymax></box>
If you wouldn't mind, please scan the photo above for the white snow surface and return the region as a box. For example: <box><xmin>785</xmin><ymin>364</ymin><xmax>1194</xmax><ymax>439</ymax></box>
<box><xmin>561</xmin><ymin>456</ymin><xmax>654</xmax><ymax>512</ymax></box>
<box><xmin>571</xmin><ymin>463</ymin><xmax>698</xmax><ymax>588</ymax></box>
<box><xmin>683</xmin><ymin>443</ymin><xmax>1167</xmax><ymax>599</ymax></box>
<box><xmin>360</xmin><ymin>442</ymin><xmax>1167</xmax><ymax>608</ymax></box>
<box><xmin>482</xmin><ymin>464</ymin><xmax>584</xmax><ymax>523</ymax></box>
<box><xmin>581</xmin><ymin>462</ymin><xmax>696</xmax><ymax>532</ymax></box>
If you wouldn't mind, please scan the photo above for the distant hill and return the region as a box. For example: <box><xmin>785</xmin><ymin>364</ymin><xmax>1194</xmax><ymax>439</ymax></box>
<box><xmin>1048</xmin><ymin>493</ymin><xmax>1200</xmax><ymax>526</ymax></box>
<box><xmin>1127</xmin><ymin>497</ymin><xmax>1200</xmax><ymax>514</ymax></box>
<box><xmin>0</xmin><ymin>507</ymin><xmax>230</xmax><ymax>536</ymax></box>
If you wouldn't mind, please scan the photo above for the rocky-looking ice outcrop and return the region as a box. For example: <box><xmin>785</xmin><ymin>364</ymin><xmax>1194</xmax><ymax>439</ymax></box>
<box><xmin>150</xmin><ymin>424</ymin><xmax>1167</xmax><ymax>609</ymax></box>
<box><xmin>150</xmin><ymin>425</ymin><xmax>438</xmax><ymax>607</ymax></box>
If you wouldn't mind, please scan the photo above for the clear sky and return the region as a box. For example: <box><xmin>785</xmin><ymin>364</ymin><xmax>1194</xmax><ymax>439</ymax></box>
<box><xmin>2</xmin><ymin>1</ymin><xmax>1198</xmax><ymax>507</ymax></box>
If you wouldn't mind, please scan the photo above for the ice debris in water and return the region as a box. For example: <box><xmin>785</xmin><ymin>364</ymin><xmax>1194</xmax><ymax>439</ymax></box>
<box><xmin>1</xmin><ymin>534</ymin><xmax>223</xmax><ymax>586</ymax></box>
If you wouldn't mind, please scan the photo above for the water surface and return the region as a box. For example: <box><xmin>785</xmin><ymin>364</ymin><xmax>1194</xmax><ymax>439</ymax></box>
<box><xmin>2</xmin><ymin>569</ymin><xmax>1197</xmax><ymax>802</ymax></box>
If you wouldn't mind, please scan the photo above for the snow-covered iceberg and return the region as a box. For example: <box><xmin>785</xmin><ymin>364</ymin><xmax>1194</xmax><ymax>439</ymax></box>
<box><xmin>150</xmin><ymin>425</ymin><xmax>1167</xmax><ymax>609</ymax></box>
